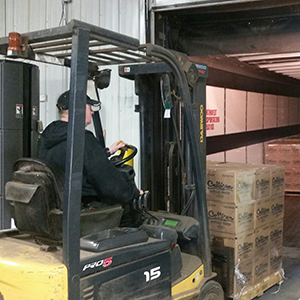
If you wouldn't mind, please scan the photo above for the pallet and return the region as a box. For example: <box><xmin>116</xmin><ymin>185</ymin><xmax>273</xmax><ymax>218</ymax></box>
<box><xmin>232</xmin><ymin>271</ymin><xmax>283</xmax><ymax>300</ymax></box>
<box><xmin>285</xmin><ymin>191</ymin><xmax>300</xmax><ymax>196</ymax></box>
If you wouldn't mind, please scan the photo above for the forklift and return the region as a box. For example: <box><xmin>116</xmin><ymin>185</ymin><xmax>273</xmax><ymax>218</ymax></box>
<box><xmin>0</xmin><ymin>20</ymin><xmax>224</xmax><ymax>300</ymax></box>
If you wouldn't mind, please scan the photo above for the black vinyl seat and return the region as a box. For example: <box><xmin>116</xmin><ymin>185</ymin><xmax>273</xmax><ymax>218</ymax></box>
<box><xmin>5</xmin><ymin>158</ymin><xmax>123</xmax><ymax>241</ymax></box>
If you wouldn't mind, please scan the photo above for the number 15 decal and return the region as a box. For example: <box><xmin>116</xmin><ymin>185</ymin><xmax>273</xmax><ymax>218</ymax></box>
<box><xmin>144</xmin><ymin>266</ymin><xmax>161</xmax><ymax>282</ymax></box>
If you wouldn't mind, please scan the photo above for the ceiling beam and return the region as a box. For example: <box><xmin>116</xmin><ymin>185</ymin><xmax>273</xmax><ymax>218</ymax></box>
<box><xmin>179</xmin><ymin>30</ymin><xmax>300</xmax><ymax>56</ymax></box>
<box><xmin>190</xmin><ymin>55</ymin><xmax>300</xmax><ymax>97</ymax></box>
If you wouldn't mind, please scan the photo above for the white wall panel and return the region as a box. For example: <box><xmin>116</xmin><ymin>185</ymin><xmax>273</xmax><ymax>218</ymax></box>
<box><xmin>100</xmin><ymin>0</ymin><xmax>120</xmax><ymax>31</ymax></box>
<box><xmin>70</xmin><ymin>0</ymin><xmax>82</xmax><ymax>21</ymax></box>
<box><xmin>264</xmin><ymin>94</ymin><xmax>277</xmax><ymax>129</ymax></box>
<box><xmin>0</xmin><ymin>0</ymin><xmax>5</xmax><ymax>36</ymax></box>
<box><xmin>46</xmin><ymin>1</ymin><xmax>64</xmax><ymax>28</ymax></box>
<box><xmin>247</xmin><ymin>92</ymin><xmax>263</xmax><ymax>131</ymax></box>
<box><xmin>207</xmin><ymin>152</ymin><xmax>225</xmax><ymax>162</ymax></box>
<box><xmin>225</xmin><ymin>89</ymin><xmax>246</xmax><ymax>134</ymax></box>
<box><xmin>29</xmin><ymin>0</ymin><xmax>47</xmax><ymax>31</ymax></box>
<box><xmin>151</xmin><ymin>0</ymin><xmax>254</xmax><ymax>10</ymax></box>
<box><xmin>120</xmin><ymin>0</ymin><xmax>140</xmax><ymax>37</ymax></box>
<box><xmin>277</xmin><ymin>95</ymin><xmax>289</xmax><ymax>127</ymax></box>
<box><xmin>226</xmin><ymin>147</ymin><xmax>246</xmax><ymax>163</ymax></box>
<box><xmin>206</xmin><ymin>86</ymin><xmax>224</xmax><ymax>137</ymax></box>
<box><xmin>289</xmin><ymin>97</ymin><xmax>298</xmax><ymax>125</ymax></box>
<box><xmin>81</xmin><ymin>0</ymin><xmax>101</xmax><ymax>26</ymax></box>
<box><xmin>13</xmin><ymin>0</ymin><xmax>29</xmax><ymax>33</ymax></box>
<box><xmin>5</xmin><ymin>0</ymin><xmax>14</xmax><ymax>34</ymax></box>
<box><xmin>247</xmin><ymin>144</ymin><xmax>263</xmax><ymax>164</ymax></box>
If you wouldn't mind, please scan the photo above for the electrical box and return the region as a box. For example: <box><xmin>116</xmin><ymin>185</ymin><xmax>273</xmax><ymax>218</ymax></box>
<box><xmin>0</xmin><ymin>60</ymin><xmax>39</xmax><ymax>228</ymax></box>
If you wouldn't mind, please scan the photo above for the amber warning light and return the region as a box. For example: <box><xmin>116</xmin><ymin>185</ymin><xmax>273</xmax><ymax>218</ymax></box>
<box><xmin>7</xmin><ymin>32</ymin><xmax>22</xmax><ymax>57</ymax></box>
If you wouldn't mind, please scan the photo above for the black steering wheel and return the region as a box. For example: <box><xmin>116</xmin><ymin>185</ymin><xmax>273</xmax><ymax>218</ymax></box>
<box><xmin>110</xmin><ymin>145</ymin><xmax>138</xmax><ymax>167</ymax></box>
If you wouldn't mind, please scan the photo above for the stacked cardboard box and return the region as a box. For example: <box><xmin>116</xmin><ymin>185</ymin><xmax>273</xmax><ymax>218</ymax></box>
<box><xmin>265</xmin><ymin>140</ymin><xmax>300</xmax><ymax>192</ymax></box>
<box><xmin>207</xmin><ymin>161</ymin><xmax>284</xmax><ymax>298</ymax></box>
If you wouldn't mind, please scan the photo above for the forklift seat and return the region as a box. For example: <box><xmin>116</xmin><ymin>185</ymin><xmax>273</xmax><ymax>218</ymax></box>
<box><xmin>5</xmin><ymin>158</ymin><xmax>123</xmax><ymax>241</ymax></box>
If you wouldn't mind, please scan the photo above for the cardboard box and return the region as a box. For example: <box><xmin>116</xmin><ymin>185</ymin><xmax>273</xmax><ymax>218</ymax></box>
<box><xmin>291</xmin><ymin>182</ymin><xmax>300</xmax><ymax>191</ymax></box>
<box><xmin>284</xmin><ymin>180</ymin><xmax>293</xmax><ymax>191</ymax></box>
<box><xmin>271</xmin><ymin>166</ymin><xmax>285</xmax><ymax>195</ymax></box>
<box><xmin>210</xmin><ymin>230</ymin><xmax>254</xmax><ymax>263</ymax></box>
<box><xmin>208</xmin><ymin>200</ymin><xmax>254</xmax><ymax>234</ymax></box>
<box><xmin>254</xmin><ymin>197</ymin><xmax>271</xmax><ymax>228</ymax></box>
<box><xmin>234</xmin><ymin>258</ymin><xmax>253</xmax><ymax>297</ymax></box>
<box><xmin>254</xmin><ymin>224</ymin><xmax>269</xmax><ymax>257</ymax></box>
<box><xmin>277</xmin><ymin>157</ymin><xmax>293</xmax><ymax>168</ymax></box>
<box><xmin>264</xmin><ymin>143</ymin><xmax>279</xmax><ymax>156</ymax></box>
<box><xmin>284</xmin><ymin>167</ymin><xmax>300</xmax><ymax>184</ymax></box>
<box><xmin>270</xmin><ymin>220</ymin><xmax>283</xmax><ymax>250</ymax></box>
<box><xmin>269</xmin><ymin>247</ymin><xmax>283</xmax><ymax>276</ymax></box>
<box><xmin>264</xmin><ymin>155</ymin><xmax>278</xmax><ymax>166</ymax></box>
<box><xmin>206</xmin><ymin>167</ymin><xmax>255</xmax><ymax>203</ymax></box>
<box><xmin>265</xmin><ymin>155</ymin><xmax>293</xmax><ymax>168</ymax></box>
<box><xmin>207</xmin><ymin>162</ymin><xmax>272</xmax><ymax>200</ymax></box>
<box><xmin>265</xmin><ymin>141</ymin><xmax>300</xmax><ymax>157</ymax></box>
<box><xmin>292</xmin><ymin>158</ymin><xmax>300</xmax><ymax>168</ymax></box>
<box><xmin>250</xmin><ymin>166</ymin><xmax>271</xmax><ymax>200</ymax></box>
<box><xmin>291</xmin><ymin>143</ymin><xmax>300</xmax><ymax>155</ymax></box>
<box><xmin>253</xmin><ymin>253</ymin><xmax>269</xmax><ymax>286</ymax></box>
<box><xmin>269</xmin><ymin>193</ymin><xmax>284</xmax><ymax>222</ymax></box>
<box><xmin>291</xmin><ymin>168</ymin><xmax>300</xmax><ymax>183</ymax></box>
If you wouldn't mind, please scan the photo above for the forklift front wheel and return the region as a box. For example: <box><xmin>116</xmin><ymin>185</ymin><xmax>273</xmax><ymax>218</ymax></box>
<box><xmin>197</xmin><ymin>280</ymin><xmax>224</xmax><ymax>300</ymax></box>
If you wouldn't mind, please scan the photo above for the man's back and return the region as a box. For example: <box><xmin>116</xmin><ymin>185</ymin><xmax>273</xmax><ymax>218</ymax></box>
<box><xmin>38</xmin><ymin>120</ymin><xmax>140</xmax><ymax>206</ymax></box>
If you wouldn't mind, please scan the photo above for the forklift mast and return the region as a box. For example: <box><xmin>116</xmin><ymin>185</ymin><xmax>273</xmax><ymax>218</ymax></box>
<box><xmin>0</xmin><ymin>20</ymin><xmax>211</xmax><ymax>300</ymax></box>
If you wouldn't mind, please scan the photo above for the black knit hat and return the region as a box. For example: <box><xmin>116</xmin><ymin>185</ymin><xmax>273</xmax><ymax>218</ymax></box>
<box><xmin>56</xmin><ymin>90</ymin><xmax>100</xmax><ymax>111</ymax></box>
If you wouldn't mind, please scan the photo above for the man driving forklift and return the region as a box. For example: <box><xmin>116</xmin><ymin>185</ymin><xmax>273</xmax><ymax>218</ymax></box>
<box><xmin>38</xmin><ymin>90</ymin><xmax>142</xmax><ymax>227</ymax></box>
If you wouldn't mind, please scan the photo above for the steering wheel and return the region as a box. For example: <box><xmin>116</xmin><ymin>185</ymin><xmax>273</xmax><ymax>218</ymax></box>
<box><xmin>110</xmin><ymin>145</ymin><xmax>138</xmax><ymax>167</ymax></box>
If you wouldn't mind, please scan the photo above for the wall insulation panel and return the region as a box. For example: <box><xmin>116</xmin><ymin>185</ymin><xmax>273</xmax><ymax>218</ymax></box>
<box><xmin>226</xmin><ymin>147</ymin><xmax>246</xmax><ymax>163</ymax></box>
<box><xmin>207</xmin><ymin>152</ymin><xmax>225</xmax><ymax>162</ymax></box>
<box><xmin>206</xmin><ymin>86</ymin><xmax>224</xmax><ymax>137</ymax></box>
<box><xmin>264</xmin><ymin>94</ymin><xmax>277</xmax><ymax>129</ymax></box>
<box><xmin>0</xmin><ymin>0</ymin><xmax>5</xmax><ymax>36</ymax></box>
<box><xmin>278</xmin><ymin>95</ymin><xmax>289</xmax><ymax>127</ymax></box>
<box><xmin>247</xmin><ymin>92</ymin><xmax>263</xmax><ymax>131</ymax></box>
<box><xmin>225</xmin><ymin>89</ymin><xmax>246</xmax><ymax>134</ymax></box>
<box><xmin>247</xmin><ymin>144</ymin><xmax>263</xmax><ymax>164</ymax></box>
<box><xmin>289</xmin><ymin>97</ymin><xmax>298</xmax><ymax>126</ymax></box>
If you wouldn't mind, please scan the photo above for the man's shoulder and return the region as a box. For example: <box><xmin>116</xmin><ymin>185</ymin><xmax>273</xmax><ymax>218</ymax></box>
<box><xmin>84</xmin><ymin>130</ymin><xmax>99</xmax><ymax>145</ymax></box>
<box><xmin>44</xmin><ymin>120</ymin><xmax>67</xmax><ymax>131</ymax></box>
<box><xmin>85</xmin><ymin>129</ymin><xmax>96</xmax><ymax>138</ymax></box>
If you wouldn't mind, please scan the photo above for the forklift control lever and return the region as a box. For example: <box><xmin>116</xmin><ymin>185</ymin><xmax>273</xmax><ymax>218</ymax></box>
<box><xmin>133</xmin><ymin>191</ymin><xmax>149</xmax><ymax>210</ymax></box>
<box><xmin>133</xmin><ymin>192</ymin><xmax>158</xmax><ymax>225</ymax></box>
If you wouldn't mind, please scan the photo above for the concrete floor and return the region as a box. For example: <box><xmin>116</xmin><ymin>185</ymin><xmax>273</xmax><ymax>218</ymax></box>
<box><xmin>257</xmin><ymin>247</ymin><xmax>300</xmax><ymax>300</ymax></box>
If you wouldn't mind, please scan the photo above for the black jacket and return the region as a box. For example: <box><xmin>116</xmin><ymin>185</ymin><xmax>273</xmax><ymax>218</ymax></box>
<box><xmin>38</xmin><ymin>121</ymin><xmax>140</xmax><ymax>206</ymax></box>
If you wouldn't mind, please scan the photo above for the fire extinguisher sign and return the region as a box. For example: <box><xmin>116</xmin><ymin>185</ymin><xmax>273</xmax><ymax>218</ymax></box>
<box><xmin>16</xmin><ymin>104</ymin><xmax>23</xmax><ymax>118</ymax></box>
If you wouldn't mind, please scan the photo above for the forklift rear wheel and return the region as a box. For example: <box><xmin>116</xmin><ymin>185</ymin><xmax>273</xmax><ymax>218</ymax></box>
<box><xmin>197</xmin><ymin>280</ymin><xmax>224</xmax><ymax>300</ymax></box>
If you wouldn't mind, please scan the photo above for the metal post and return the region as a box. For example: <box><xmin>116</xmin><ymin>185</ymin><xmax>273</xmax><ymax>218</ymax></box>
<box><xmin>63</xmin><ymin>26</ymin><xmax>90</xmax><ymax>300</ymax></box>
<box><xmin>146</xmin><ymin>44</ymin><xmax>212</xmax><ymax>277</ymax></box>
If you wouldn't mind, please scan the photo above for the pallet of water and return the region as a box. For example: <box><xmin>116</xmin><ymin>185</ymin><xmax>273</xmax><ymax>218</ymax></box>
<box><xmin>207</xmin><ymin>161</ymin><xmax>284</xmax><ymax>299</ymax></box>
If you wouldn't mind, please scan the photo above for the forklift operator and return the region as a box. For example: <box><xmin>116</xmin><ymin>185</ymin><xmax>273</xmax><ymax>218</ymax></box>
<box><xmin>38</xmin><ymin>90</ymin><xmax>141</xmax><ymax>226</ymax></box>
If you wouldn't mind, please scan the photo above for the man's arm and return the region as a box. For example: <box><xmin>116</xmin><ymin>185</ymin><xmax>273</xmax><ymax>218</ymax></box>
<box><xmin>83</xmin><ymin>132</ymin><xmax>140</xmax><ymax>206</ymax></box>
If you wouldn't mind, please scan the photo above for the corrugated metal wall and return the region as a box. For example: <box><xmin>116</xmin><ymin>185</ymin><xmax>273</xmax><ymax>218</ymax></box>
<box><xmin>0</xmin><ymin>0</ymin><xmax>145</xmax><ymax>185</ymax></box>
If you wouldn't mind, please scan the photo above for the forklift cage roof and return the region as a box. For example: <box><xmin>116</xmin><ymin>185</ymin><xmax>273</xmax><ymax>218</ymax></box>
<box><xmin>0</xmin><ymin>19</ymin><xmax>210</xmax><ymax>300</ymax></box>
<box><xmin>0</xmin><ymin>19</ymin><xmax>160</xmax><ymax>69</ymax></box>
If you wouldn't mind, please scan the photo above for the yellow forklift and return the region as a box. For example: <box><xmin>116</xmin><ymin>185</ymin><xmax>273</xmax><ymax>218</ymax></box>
<box><xmin>0</xmin><ymin>20</ymin><xmax>224</xmax><ymax>300</ymax></box>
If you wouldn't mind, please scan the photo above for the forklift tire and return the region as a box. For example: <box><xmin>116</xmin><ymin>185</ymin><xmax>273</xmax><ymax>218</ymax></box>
<box><xmin>197</xmin><ymin>280</ymin><xmax>224</xmax><ymax>300</ymax></box>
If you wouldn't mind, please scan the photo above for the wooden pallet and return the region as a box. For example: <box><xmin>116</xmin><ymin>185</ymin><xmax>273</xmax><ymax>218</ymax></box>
<box><xmin>232</xmin><ymin>271</ymin><xmax>283</xmax><ymax>300</ymax></box>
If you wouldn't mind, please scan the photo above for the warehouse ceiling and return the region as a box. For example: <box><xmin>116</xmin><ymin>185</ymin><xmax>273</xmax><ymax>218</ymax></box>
<box><xmin>154</xmin><ymin>0</ymin><xmax>300</xmax><ymax>81</ymax></box>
